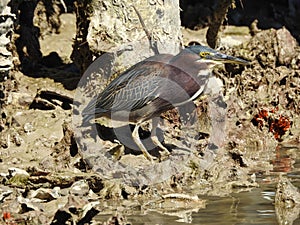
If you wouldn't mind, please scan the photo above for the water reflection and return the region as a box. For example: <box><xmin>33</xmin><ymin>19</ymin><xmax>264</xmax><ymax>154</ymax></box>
<box><xmin>94</xmin><ymin>145</ymin><xmax>300</xmax><ymax>224</ymax></box>
<box><xmin>271</xmin><ymin>145</ymin><xmax>298</xmax><ymax>172</ymax></box>
<box><xmin>95</xmin><ymin>185</ymin><xmax>279</xmax><ymax>224</ymax></box>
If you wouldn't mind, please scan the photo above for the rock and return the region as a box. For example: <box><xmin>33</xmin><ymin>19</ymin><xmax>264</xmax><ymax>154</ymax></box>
<box><xmin>275</xmin><ymin>175</ymin><xmax>300</xmax><ymax>207</ymax></box>
<box><xmin>28</xmin><ymin>187</ymin><xmax>60</xmax><ymax>201</ymax></box>
<box><xmin>5</xmin><ymin>168</ymin><xmax>29</xmax><ymax>187</ymax></box>
<box><xmin>17</xmin><ymin>196</ymin><xmax>41</xmax><ymax>212</ymax></box>
<box><xmin>242</xmin><ymin>27</ymin><xmax>298</xmax><ymax>68</ymax></box>
<box><xmin>70</xmin><ymin>180</ymin><xmax>90</xmax><ymax>196</ymax></box>
<box><xmin>50</xmin><ymin>209</ymin><xmax>72</xmax><ymax>224</ymax></box>
<box><xmin>275</xmin><ymin>175</ymin><xmax>300</xmax><ymax>225</ymax></box>
<box><xmin>77</xmin><ymin>201</ymin><xmax>100</xmax><ymax>224</ymax></box>
<box><xmin>8</xmin><ymin>167</ymin><xmax>30</xmax><ymax>177</ymax></box>
<box><xmin>0</xmin><ymin>187</ymin><xmax>13</xmax><ymax>203</ymax></box>
<box><xmin>276</xmin><ymin>27</ymin><xmax>298</xmax><ymax>66</ymax></box>
<box><xmin>12</xmin><ymin>132</ymin><xmax>23</xmax><ymax>146</ymax></box>
<box><xmin>0</xmin><ymin>0</ymin><xmax>14</xmax><ymax>75</ymax></box>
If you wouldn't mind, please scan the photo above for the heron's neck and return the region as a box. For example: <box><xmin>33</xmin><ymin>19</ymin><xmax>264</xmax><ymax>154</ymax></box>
<box><xmin>169</xmin><ymin>49</ymin><xmax>209</xmax><ymax>76</ymax></box>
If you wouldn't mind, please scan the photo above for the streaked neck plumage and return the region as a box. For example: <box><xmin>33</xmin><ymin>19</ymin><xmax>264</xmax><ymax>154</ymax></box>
<box><xmin>169</xmin><ymin>49</ymin><xmax>212</xmax><ymax>77</ymax></box>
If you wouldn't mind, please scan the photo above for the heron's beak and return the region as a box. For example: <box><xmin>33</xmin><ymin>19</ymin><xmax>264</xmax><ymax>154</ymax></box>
<box><xmin>211</xmin><ymin>52</ymin><xmax>250</xmax><ymax>65</ymax></box>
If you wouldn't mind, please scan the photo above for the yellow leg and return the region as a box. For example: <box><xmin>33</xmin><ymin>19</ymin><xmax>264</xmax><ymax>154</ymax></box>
<box><xmin>151</xmin><ymin>118</ymin><xmax>170</xmax><ymax>156</ymax></box>
<box><xmin>132</xmin><ymin>124</ymin><xmax>155</xmax><ymax>162</ymax></box>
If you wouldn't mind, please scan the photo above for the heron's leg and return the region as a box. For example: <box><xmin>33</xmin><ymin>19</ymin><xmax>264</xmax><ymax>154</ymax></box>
<box><xmin>151</xmin><ymin>117</ymin><xmax>170</xmax><ymax>156</ymax></box>
<box><xmin>132</xmin><ymin>124</ymin><xmax>155</xmax><ymax>162</ymax></box>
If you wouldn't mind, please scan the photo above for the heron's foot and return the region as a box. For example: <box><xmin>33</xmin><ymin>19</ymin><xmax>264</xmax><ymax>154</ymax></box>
<box><xmin>158</xmin><ymin>150</ymin><xmax>170</xmax><ymax>162</ymax></box>
<box><xmin>151</xmin><ymin>135</ymin><xmax>170</xmax><ymax>158</ymax></box>
<box><xmin>108</xmin><ymin>144</ymin><xmax>124</xmax><ymax>161</ymax></box>
<box><xmin>158</xmin><ymin>146</ymin><xmax>170</xmax><ymax>162</ymax></box>
<box><xmin>159</xmin><ymin>146</ymin><xmax>170</xmax><ymax>156</ymax></box>
<box><xmin>141</xmin><ymin>150</ymin><xmax>157</xmax><ymax>163</ymax></box>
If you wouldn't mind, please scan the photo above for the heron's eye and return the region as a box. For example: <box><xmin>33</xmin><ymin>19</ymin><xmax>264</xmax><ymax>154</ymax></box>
<box><xmin>199</xmin><ymin>51</ymin><xmax>210</xmax><ymax>58</ymax></box>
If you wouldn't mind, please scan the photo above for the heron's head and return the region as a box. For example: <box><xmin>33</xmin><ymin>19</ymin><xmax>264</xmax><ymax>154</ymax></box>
<box><xmin>186</xmin><ymin>45</ymin><xmax>250</xmax><ymax>66</ymax></box>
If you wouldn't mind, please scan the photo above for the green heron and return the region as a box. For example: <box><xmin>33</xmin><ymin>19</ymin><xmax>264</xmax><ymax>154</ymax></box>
<box><xmin>83</xmin><ymin>45</ymin><xmax>249</xmax><ymax>161</ymax></box>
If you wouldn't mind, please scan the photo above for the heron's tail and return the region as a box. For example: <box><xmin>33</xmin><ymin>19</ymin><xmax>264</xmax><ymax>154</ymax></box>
<box><xmin>81</xmin><ymin>97</ymin><xmax>107</xmax><ymax>126</ymax></box>
<box><xmin>81</xmin><ymin>100</ymin><xmax>94</xmax><ymax>125</ymax></box>
<box><xmin>81</xmin><ymin>113</ymin><xmax>95</xmax><ymax>126</ymax></box>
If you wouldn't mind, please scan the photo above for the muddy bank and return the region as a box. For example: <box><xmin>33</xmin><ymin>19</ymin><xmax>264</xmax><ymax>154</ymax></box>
<box><xmin>0</xmin><ymin>10</ymin><xmax>300</xmax><ymax>225</ymax></box>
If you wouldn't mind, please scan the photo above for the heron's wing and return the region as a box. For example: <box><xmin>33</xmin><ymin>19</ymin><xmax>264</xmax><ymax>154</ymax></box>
<box><xmin>120</xmin><ymin>77</ymin><xmax>161</xmax><ymax>109</ymax></box>
<box><xmin>98</xmin><ymin>64</ymin><xmax>163</xmax><ymax>112</ymax></box>
<box><xmin>83</xmin><ymin>54</ymin><xmax>173</xmax><ymax>115</ymax></box>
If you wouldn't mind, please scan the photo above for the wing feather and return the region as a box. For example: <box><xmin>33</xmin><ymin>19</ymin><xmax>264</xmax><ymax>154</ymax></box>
<box><xmin>83</xmin><ymin>54</ymin><xmax>173</xmax><ymax>116</ymax></box>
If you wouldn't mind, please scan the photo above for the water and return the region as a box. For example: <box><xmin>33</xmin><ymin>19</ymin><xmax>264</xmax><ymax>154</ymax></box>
<box><xmin>95</xmin><ymin>145</ymin><xmax>300</xmax><ymax>224</ymax></box>
<box><xmin>120</xmin><ymin>183</ymin><xmax>279</xmax><ymax>225</ymax></box>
